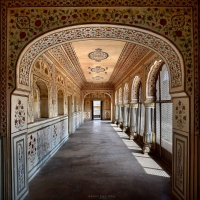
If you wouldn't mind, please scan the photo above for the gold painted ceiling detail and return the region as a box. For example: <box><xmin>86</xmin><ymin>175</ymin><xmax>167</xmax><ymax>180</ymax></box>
<box><xmin>44</xmin><ymin>40</ymin><xmax>152</xmax><ymax>89</ymax></box>
<box><xmin>88</xmin><ymin>48</ymin><xmax>109</xmax><ymax>62</ymax></box>
<box><xmin>108</xmin><ymin>43</ymin><xmax>151</xmax><ymax>84</ymax></box>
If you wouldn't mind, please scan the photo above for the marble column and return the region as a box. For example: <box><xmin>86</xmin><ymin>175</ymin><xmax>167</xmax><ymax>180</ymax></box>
<box><xmin>114</xmin><ymin>104</ymin><xmax>118</xmax><ymax>125</ymax></box>
<box><xmin>117</xmin><ymin>104</ymin><xmax>121</xmax><ymax>127</ymax></box>
<box><xmin>123</xmin><ymin>104</ymin><xmax>129</xmax><ymax>132</ymax></box>
<box><xmin>129</xmin><ymin>103</ymin><xmax>138</xmax><ymax>140</ymax></box>
<box><xmin>118</xmin><ymin>105</ymin><xmax>124</xmax><ymax>129</ymax></box>
<box><xmin>142</xmin><ymin>102</ymin><xmax>155</xmax><ymax>154</ymax></box>
<box><xmin>126</xmin><ymin>105</ymin><xmax>131</xmax><ymax>133</ymax></box>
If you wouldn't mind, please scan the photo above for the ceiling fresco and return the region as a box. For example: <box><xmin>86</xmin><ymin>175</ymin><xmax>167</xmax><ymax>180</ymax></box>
<box><xmin>44</xmin><ymin>40</ymin><xmax>153</xmax><ymax>88</ymax></box>
<box><xmin>72</xmin><ymin>40</ymin><xmax>125</xmax><ymax>83</ymax></box>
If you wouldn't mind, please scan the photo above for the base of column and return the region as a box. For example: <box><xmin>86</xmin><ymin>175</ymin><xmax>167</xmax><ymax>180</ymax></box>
<box><xmin>133</xmin><ymin>132</ymin><xmax>137</xmax><ymax>140</ymax></box>
<box><xmin>124</xmin><ymin>126</ymin><xmax>130</xmax><ymax>134</ymax></box>
<box><xmin>114</xmin><ymin>120</ymin><xmax>118</xmax><ymax>125</ymax></box>
<box><xmin>142</xmin><ymin>143</ymin><xmax>155</xmax><ymax>154</ymax></box>
<box><xmin>129</xmin><ymin>132</ymin><xmax>134</xmax><ymax>140</ymax></box>
<box><xmin>119</xmin><ymin>122</ymin><xmax>123</xmax><ymax>130</ymax></box>
<box><xmin>142</xmin><ymin>144</ymin><xmax>151</xmax><ymax>154</ymax></box>
<box><xmin>123</xmin><ymin>126</ymin><xmax>128</xmax><ymax>132</ymax></box>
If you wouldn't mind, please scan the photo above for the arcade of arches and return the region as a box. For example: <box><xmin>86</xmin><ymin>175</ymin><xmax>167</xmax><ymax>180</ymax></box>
<box><xmin>0</xmin><ymin>1</ymin><xmax>199</xmax><ymax>200</ymax></box>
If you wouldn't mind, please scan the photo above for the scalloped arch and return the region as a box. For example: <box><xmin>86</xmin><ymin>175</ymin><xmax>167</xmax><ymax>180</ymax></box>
<box><xmin>131</xmin><ymin>76</ymin><xmax>141</xmax><ymax>102</ymax></box>
<box><xmin>15</xmin><ymin>24</ymin><xmax>185</xmax><ymax>94</ymax></box>
<box><xmin>123</xmin><ymin>83</ymin><xmax>129</xmax><ymax>104</ymax></box>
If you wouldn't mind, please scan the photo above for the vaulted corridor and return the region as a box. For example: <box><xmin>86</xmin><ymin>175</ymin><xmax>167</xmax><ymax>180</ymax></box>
<box><xmin>25</xmin><ymin>120</ymin><xmax>173</xmax><ymax>200</ymax></box>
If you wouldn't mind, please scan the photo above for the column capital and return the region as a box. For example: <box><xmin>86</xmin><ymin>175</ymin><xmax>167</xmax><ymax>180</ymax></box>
<box><xmin>123</xmin><ymin>104</ymin><xmax>129</xmax><ymax>107</ymax></box>
<box><xmin>130</xmin><ymin>103</ymin><xmax>138</xmax><ymax>108</ymax></box>
<box><xmin>144</xmin><ymin>102</ymin><xmax>155</xmax><ymax>108</ymax></box>
<box><xmin>131</xmin><ymin>99</ymin><xmax>138</xmax><ymax>104</ymax></box>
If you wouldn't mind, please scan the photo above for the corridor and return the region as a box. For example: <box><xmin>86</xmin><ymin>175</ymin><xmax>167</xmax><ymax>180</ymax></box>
<box><xmin>25</xmin><ymin>120</ymin><xmax>174</xmax><ymax>200</ymax></box>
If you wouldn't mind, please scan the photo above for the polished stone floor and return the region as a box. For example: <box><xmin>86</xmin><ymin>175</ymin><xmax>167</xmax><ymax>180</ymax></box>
<box><xmin>25</xmin><ymin>120</ymin><xmax>175</xmax><ymax>200</ymax></box>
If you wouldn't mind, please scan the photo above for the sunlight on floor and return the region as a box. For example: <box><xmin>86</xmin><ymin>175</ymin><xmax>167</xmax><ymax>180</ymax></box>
<box><xmin>112</xmin><ymin>125</ymin><xmax>170</xmax><ymax>178</ymax></box>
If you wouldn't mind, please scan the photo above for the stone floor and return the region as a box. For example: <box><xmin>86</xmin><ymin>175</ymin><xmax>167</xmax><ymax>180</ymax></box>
<box><xmin>25</xmin><ymin>120</ymin><xmax>176</xmax><ymax>200</ymax></box>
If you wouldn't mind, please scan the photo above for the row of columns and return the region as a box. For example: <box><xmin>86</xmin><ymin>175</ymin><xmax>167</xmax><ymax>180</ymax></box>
<box><xmin>114</xmin><ymin>101</ymin><xmax>155</xmax><ymax>154</ymax></box>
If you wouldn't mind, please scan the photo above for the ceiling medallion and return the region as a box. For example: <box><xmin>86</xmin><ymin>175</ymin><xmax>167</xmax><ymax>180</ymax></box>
<box><xmin>88</xmin><ymin>66</ymin><xmax>108</xmax><ymax>73</ymax></box>
<box><xmin>92</xmin><ymin>76</ymin><xmax>104</xmax><ymax>80</ymax></box>
<box><xmin>88</xmin><ymin>48</ymin><xmax>109</xmax><ymax>62</ymax></box>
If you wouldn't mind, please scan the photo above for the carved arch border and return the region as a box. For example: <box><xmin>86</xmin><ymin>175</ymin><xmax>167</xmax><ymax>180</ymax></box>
<box><xmin>146</xmin><ymin>59</ymin><xmax>164</xmax><ymax>101</ymax></box>
<box><xmin>123</xmin><ymin>83</ymin><xmax>129</xmax><ymax>104</ymax></box>
<box><xmin>15</xmin><ymin>24</ymin><xmax>185</xmax><ymax>96</ymax></box>
<box><xmin>83</xmin><ymin>91</ymin><xmax>112</xmax><ymax>100</ymax></box>
<box><xmin>131</xmin><ymin>75</ymin><xmax>141</xmax><ymax>102</ymax></box>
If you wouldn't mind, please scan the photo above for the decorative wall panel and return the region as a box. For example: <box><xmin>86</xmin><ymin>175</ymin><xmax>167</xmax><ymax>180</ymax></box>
<box><xmin>27</xmin><ymin>117</ymin><xmax>69</xmax><ymax>180</ymax></box>
<box><xmin>11</xmin><ymin>96</ymin><xmax>28</xmax><ymax>134</ymax></box>
<box><xmin>173</xmin><ymin>98</ymin><xmax>189</xmax><ymax>133</ymax></box>
<box><xmin>104</xmin><ymin>110</ymin><xmax>110</xmax><ymax>119</ymax></box>
<box><xmin>173</xmin><ymin>133</ymin><xmax>188</xmax><ymax>200</ymax></box>
<box><xmin>84</xmin><ymin>112</ymin><xmax>90</xmax><ymax>119</ymax></box>
<box><xmin>12</xmin><ymin>132</ymin><xmax>28</xmax><ymax>200</ymax></box>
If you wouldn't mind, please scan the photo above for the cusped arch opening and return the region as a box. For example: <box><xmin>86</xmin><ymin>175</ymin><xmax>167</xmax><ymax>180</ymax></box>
<box><xmin>15</xmin><ymin>24</ymin><xmax>185</xmax><ymax>97</ymax></box>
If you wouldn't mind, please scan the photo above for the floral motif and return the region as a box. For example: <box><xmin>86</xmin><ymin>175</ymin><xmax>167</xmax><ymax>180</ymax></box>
<box><xmin>84</xmin><ymin>112</ymin><xmax>90</xmax><ymax>118</ymax></box>
<box><xmin>7</xmin><ymin>7</ymin><xmax>191</xmax><ymax>92</ymax></box>
<box><xmin>89</xmin><ymin>66</ymin><xmax>107</xmax><ymax>74</ymax></box>
<box><xmin>175</xmin><ymin>101</ymin><xmax>187</xmax><ymax>129</ymax></box>
<box><xmin>17</xmin><ymin>141</ymin><xmax>25</xmax><ymax>193</ymax></box>
<box><xmin>52</xmin><ymin>125</ymin><xmax>57</xmax><ymax>145</ymax></box>
<box><xmin>14</xmin><ymin>99</ymin><xmax>26</xmax><ymax>130</ymax></box>
<box><xmin>27</xmin><ymin>134</ymin><xmax>37</xmax><ymax>168</ymax></box>
<box><xmin>177</xmin><ymin>142</ymin><xmax>183</xmax><ymax>189</ymax></box>
<box><xmin>124</xmin><ymin>83</ymin><xmax>129</xmax><ymax>104</ymax></box>
<box><xmin>92</xmin><ymin>76</ymin><xmax>103</xmax><ymax>80</ymax></box>
<box><xmin>118</xmin><ymin>87</ymin><xmax>122</xmax><ymax>104</ymax></box>
<box><xmin>131</xmin><ymin>76</ymin><xmax>141</xmax><ymax>100</ymax></box>
<box><xmin>88</xmin><ymin>48</ymin><xmax>109</xmax><ymax>62</ymax></box>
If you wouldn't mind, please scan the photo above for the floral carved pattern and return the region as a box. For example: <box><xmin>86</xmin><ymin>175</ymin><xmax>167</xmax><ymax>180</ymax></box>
<box><xmin>92</xmin><ymin>76</ymin><xmax>103</xmax><ymax>80</ymax></box>
<box><xmin>52</xmin><ymin>125</ymin><xmax>57</xmax><ymax>145</ymax></box>
<box><xmin>84</xmin><ymin>112</ymin><xmax>90</xmax><ymax>118</ymax></box>
<box><xmin>132</xmin><ymin>76</ymin><xmax>141</xmax><ymax>100</ymax></box>
<box><xmin>119</xmin><ymin>88</ymin><xmax>122</xmax><ymax>104</ymax></box>
<box><xmin>28</xmin><ymin>134</ymin><xmax>37</xmax><ymax>168</ymax></box>
<box><xmin>17</xmin><ymin>26</ymin><xmax>182</xmax><ymax>90</ymax></box>
<box><xmin>176</xmin><ymin>142</ymin><xmax>183</xmax><ymax>190</ymax></box>
<box><xmin>14</xmin><ymin>99</ymin><xmax>26</xmax><ymax>130</ymax></box>
<box><xmin>17</xmin><ymin>141</ymin><xmax>25</xmax><ymax>193</ymax></box>
<box><xmin>175</xmin><ymin>101</ymin><xmax>187</xmax><ymax>129</ymax></box>
<box><xmin>124</xmin><ymin>83</ymin><xmax>129</xmax><ymax>104</ymax></box>
<box><xmin>89</xmin><ymin>66</ymin><xmax>107</xmax><ymax>74</ymax></box>
<box><xmin>88</xmin><ymin>48</ymin><xmax>109</xmax><ymax>62</ymax></box>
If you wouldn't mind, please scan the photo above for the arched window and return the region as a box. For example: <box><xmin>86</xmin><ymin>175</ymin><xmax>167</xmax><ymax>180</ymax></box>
<box><xmin>36</xmin><ymin>80</ymin><xmax>49</xmax><ymax>118</ymax></box>
<box><xmin>137</xmin><ymin>84</ymin><xmax>145</xmax><ymax>143</ymax></box>
<box><xmin>58</xmin><ymin>90</ymin><xmax>64</xmax><ymax>115</ymax></box>
<box><xmin>155</xmin><ymin>64</ymin><xmax>172</xmax><ymax>165</ymax></box>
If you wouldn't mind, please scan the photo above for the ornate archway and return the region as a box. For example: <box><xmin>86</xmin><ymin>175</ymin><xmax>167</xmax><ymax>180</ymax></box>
<box><xmin>15</xmin><ymin>24</ymin><xmax>184</xmax><ymax>96</ymax></box>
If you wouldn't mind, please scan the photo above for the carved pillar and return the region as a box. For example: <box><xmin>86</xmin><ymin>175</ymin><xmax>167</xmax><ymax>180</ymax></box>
<box><xmin>126</xmin><ymin>104</ymin><xmax>131</xmax><ymax>133</ymax></box>
<box><xmin>142</xmin><ymin>102</ymin><xmax>155</xmax><ymax>154</ymax></box>
<box><xmin>117</xmin><ymin>104</ymin><xmax>121</xmax><ymax>127</ymax></box>
<box><xmin>123</xmin><ymin>104</ymin><xmax>129</xmax><ymax>132</ymax></box>
<box><xmin>114</xmin><ymin>104</ymin><xmax>118</xmax><ymax>125</ymax></box>
<box><xmin>118</xmin><ymin>105</ymin><xmax>124</xmax><ymax>129</ymax></box>
<box><xmin>129</xmin><ymin>103</ymin><xmax>138</xmax><ymax>140</ymax></box>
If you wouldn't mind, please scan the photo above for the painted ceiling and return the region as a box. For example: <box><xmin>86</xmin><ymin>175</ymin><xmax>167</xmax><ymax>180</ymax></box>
<box><xmin>44</xmin><ymin>40</ymin><xmax>152</xmax><ymax>88</ymax></box>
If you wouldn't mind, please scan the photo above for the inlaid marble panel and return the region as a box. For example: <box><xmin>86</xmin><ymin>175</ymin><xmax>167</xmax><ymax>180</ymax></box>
<box><xmin>12</xmin><ymin>132</ymin><xmax>28</xmax><ymax>200</ymax></box>
<box><xmin>173</xmin><ymin>133</ymin><xmax>188</xmax><ymax>200</ymax></box>
<box><xmin>11</xmin><ymin>95</ymin><xmax>28</xmax><ymax>133</ymax></box>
